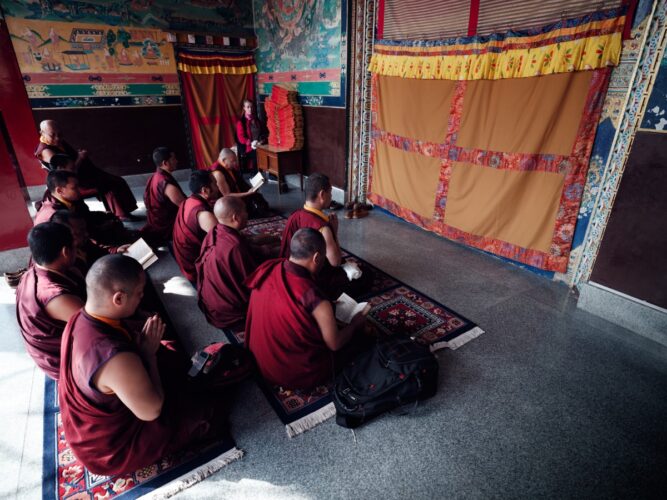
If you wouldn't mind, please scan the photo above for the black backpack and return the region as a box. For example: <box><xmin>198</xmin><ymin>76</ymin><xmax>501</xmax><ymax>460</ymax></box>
<box><xmin>332</xmin><ymin>337</ymin><xmax>439</xmax><ymax>428</ymax></box>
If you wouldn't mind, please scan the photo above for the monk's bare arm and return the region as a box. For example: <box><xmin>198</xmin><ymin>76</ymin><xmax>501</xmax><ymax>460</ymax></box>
<box><xmin>165</xmin><ymin>184</ymin><xmax>186</xmax><ymax>206</ymax></box>
<box><xmin>40</xmin><ymin>149</ymin><xmax>56</xmax><ymax>163</ymax></box>
<box><xmin>44</xmin><ymin>294</ymin><xmax>85</xmax><ymax>323</ymax></box>
<box><xmin>320</xmin><ymin>226</ymin><xmax>342</xmax><ymax>267</ymax></box>
<box><xmin>93</xmin><ymin>352</ymin><xmax>164</xmax><ymax>421</ymax></box>
<box><xmin>211</xmin><ymin>170</ymin><xmax>252</xmax><ymax>198</ymax></box>
<box><xmin>197</xmin><ymin>211</ymin><xmax>217</xmax><ymax>233</ymax></box>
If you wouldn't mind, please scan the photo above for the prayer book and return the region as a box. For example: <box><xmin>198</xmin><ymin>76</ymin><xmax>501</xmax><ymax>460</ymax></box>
<box><xmin>341</xmin><ymin>261</ymin><xmax>362</xmax><ymax>281</ymax></box>
<box><xmin>249</xmin><ymin>172</ymin><xmax>266</xmax><ymax>193</ymax></box>
<box><xmin>125</xmin><ymin>238</ymin><xmax>158</xmax><ymax>269</ymax></box>
<box><xmin>335</xmin><ymin>293</ymin><xmax>369</xmax><ymax>324</ymax></box>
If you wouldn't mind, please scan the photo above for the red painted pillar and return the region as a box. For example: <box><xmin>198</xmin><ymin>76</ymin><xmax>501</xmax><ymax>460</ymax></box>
<box><xmin>0</xmin><ymin>18</ymin><xmax>42</xmax><ymax>187</ymax></box>
<box><xmin>0</xmin><ymin>18</ymin><xmax>36</xmax><ymax>250</ymax></box>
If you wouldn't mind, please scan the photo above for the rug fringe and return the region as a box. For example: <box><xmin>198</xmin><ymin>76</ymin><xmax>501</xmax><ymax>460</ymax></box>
<box><xmin>286</xmin><ymin>402</ymin><xmax>336</xmax><ymax>438</ymax></box>
<box><xmin>138</xmin><ymin>447</ymin><xmax>244</xmax><ymax>500</ymax></box>
<box><xmin>430</xmin><ymin>326</ymin><xmax>484</xmax><ymax>352</ymax></box>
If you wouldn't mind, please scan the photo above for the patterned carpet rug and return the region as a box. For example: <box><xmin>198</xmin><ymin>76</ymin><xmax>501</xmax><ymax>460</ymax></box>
<box><xmin>229</xmin><ymin>215</ymin><xmax>484</xmax><ymax>437</ymax></box>
<box><xmin>43</xmin><ymin>377</ymin><xmax>242</xmax><ymax>500</ymax></box>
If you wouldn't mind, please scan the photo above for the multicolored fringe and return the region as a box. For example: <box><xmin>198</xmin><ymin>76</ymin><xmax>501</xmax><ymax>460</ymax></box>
<box><xmin>370</xmin><ymin>8</ymin><xmax>625</xmax><ymax>80</ymax></box>
<box><xmin>177</xmin><ymin>52</ymin><xmax>257</xmax><ymax>75</ymax></box>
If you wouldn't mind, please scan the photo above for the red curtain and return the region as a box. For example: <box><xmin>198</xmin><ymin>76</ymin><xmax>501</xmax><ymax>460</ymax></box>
<box><xmin>178</xmin><ymin>53</ymin><xmax>256</xmax><ymax>169</ymax></box>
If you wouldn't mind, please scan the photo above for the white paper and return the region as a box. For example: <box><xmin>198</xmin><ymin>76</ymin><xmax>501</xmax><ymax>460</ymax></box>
<box><xmin>125</xmin><ymin>238</ymin><xmax>158</xmax><ymax>269</ymax></box>
<box><xmin>249</xmin><ymin>172</ymin><xmax>265</xmax><ymax>193</ymax></box>
<box><xmin>335</xmin><ymin>293</ymin><xmax>368</xmax><ymax>324</ymax></box>
<box><xmin>341</xmin><ymin>261</ymin><xmax>362</xmax><ymax>281</ymax></box>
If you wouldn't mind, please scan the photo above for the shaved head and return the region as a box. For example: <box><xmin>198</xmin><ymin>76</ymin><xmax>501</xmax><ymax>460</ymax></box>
<box><xmin>290</xmin><ymin>228</ymin><xmax>325</xmax><ymax>260</ymax></box>
<box><xmin>86</xmin><ymin>255</ymin><xmax>144</xmax><ymax>302</ymax></box>
<box><xmin>218</xmin><ymin>148</ymin><xmax>237</xmax><ymax>163</ymax></box>
<box><xmin>214</xmin><ymin>196</ymin><xmax>246</xmax><ymax>222</ymax></box>
<box><xmin>39</xmin><ymin>119</ymin><xmax>58</xmax><ymax>133</ymax></box>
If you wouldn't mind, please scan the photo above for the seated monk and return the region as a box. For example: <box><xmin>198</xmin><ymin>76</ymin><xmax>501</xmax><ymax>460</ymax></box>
<box><xmin>35</xmin><ymin>120</ymin><xmax>138</xmax><ymax>220</ymax></box>
<box><xmin>35</xmin><ymin>170</ymin><xmax>131</xmax><ymax>245</ymax></box>
<box><xmin>246</xmin><ymin>228</ymin><xmax>369</xmax><ymax>390</ymax></box>
<box><xmin>172</xmin><ymin>171</ymin><xmax>219</xmax><ymax>283</ymax></box>
<box><xmin>59</xmin><ymin>255</ymin><xmax>242</xmax><ymax>476</ymax></box>
<box><xmin>50</xmin><ymin>210</ymin><xmax>129</xmax><ymax>275</ymax></box>
<box><xmin>279</xmin><ymin>173</ymin><xmax>350</xmax><ymax>300</ymax></box>
<box><xmin>141</xmin><ymin>147</ymin><xmax>186</xmax><ymax>246</ymax></box>
<box><xmin>195</xmin><ymin>197</ymin><xmax>258</xmax><ymax>329</ymax></box>
<box><xmin>16</xmin><ymin>222</ymin><xmax>85</xmax><ymax>380</ymax></box>
<box><xmin>48</xmin><ymin>153</ymin><xmax>99</xmax><ymax>199</ymax></box>
<box><xmin>209</xmin><ymin>148</ymin><xmax>269</xmax><ymax>218</ymax></box>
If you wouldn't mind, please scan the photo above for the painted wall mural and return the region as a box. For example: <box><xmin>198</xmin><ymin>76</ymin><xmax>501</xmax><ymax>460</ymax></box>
<box><xmin>253</xmin><ymin>0</ymin><xmax>347</xmax><ymax>107</ymax></box>
<box><xmin>6</xmin><ymin>16</ymin><xmax>179</xmax><ymax>108</ymax></box>
<box><xmin>0</xmin><ymin>0</ymin><xmax>254</xmax><ymax>36</ymax></box>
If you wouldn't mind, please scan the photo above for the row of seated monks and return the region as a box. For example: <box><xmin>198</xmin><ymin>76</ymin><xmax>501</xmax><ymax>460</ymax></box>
<box><xmin>16</xmin><ymin>128</ymin><xmax>371</xmax><ymax>476</ymax></box>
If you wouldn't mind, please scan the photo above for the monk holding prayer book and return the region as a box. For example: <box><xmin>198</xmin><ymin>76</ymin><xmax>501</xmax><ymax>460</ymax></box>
<box><xmin>246</xmin><ymin>228</ymin><xmax>369</xmax><ymax>390</ymax></box>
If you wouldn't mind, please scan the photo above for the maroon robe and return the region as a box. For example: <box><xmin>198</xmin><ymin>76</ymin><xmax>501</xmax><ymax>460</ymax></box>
<box><xmin>141</xmin><ymin>168</ymin><xmax>185</xmax><ymax>244</ymax></box>
<box><xmin>208</xmin><ymin>161</ymin><xmax>269</xmax><ymax>217</ymax></box>
<box><xmin>15</xmin><ymin>266</ymin><xmax>85</xmax><ymax>380</ymax></box>
<box><xmin>196</xmin><ymin>224</ymin><xmax>257</xmax><ymax>329</ymax></box>
<box><xmin>279</xmin><ymin>207</ymin><xmax>349</xmax><ymax>300</ymax></box>
<box><xmin>59</xmin><ymin>310</ymin><xmax>231</xmax><ymax>476</ymax></box>
<box><xmin>34</xmin><ymin>192</ymin><xmax>90</xmax><ymax>226</ymax></box>
<box><xmin>172</xmin><ymin>194</ymin><xmax>211</xmax><ymax>282</ymax></box>
<box><xmin>35</xmin><ymin>140</ymin><xmax>137</xmax><ymax>218</ymax></box>
<box><xmin>245</xmin><ymin>259</ymin><xmax>330</xmax><ymax>389</ymax></box>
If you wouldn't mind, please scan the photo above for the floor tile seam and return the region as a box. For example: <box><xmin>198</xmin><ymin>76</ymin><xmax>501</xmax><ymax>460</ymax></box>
<box><xmin>14</xmin><ymin>365</ymin><xmax>36</xmax><ymax>499</ymax></box>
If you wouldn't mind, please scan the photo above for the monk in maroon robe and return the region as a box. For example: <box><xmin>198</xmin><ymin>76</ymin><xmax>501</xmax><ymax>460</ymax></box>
<box><xmin>246</xmin><ymin>228</ymin><xmax>369</xmax><ymax>390</ymax></box>
<box><xmin>59</xmin><ymin>255</ymin><xmax>248</xmax><ymax>476</ymax></box>
<box><xmin>196</xmin><ymin>197</ymin><xmax>258</xmax><ymax>329</ymax></box>
<box><xmin>36</xmin><ymin>120</ymin><xmax>138</xmax><ymax>220</ymax></box>
<box><xmin>279</xmin><ymin>172</ymin><xmax>355</xmax><ymax>300</ymax></box>
<box><xmin>50</xmin><ymin>210</ymin><xmax>129</xmax><ymax>275</ymax></box>
<box><xmin>16</xmin><ymin>223</ymin><xmax>85</xmax><ymax>380</ymax></box>
<box><xmin>172</xmin><ymin>171</ymin><xmax>219</xmax><ymax>283</ymax></box>
<box><xmin>141</xmin><ymin>147</ymin><xmax>186</xmax><ymax>246</ymax></box>
<box><xmin>35</xmin><ymin>170</ymin><xmax>132</xmax><ymax>245</ymax></box>
<box><xmin>209</xmin><ymin>148</ymin><xmax>269</xmax><ymax>218</ymax></box>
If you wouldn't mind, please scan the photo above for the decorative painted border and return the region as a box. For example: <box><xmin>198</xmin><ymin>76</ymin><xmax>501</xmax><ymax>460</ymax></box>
<box><xmin>573</xmin><ymin>0</ymin><xmax>667</xmax><ymax>285</ymax></box>
<box><xmin>29</xmin><ymin>95</ymin><xmax>181</xmax><ymax>108</ymax></box>
<box><xmin>347</xmin><ymin>0</ymin><xmax>377</xmax><ymax>200</ymax></box>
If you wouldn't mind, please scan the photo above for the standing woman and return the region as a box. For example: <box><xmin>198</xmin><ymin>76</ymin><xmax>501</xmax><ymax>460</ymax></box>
<box><xmin>235</xmin><ymin>99</ymin><xmax>266</xmax><ymax>173</ymax></box>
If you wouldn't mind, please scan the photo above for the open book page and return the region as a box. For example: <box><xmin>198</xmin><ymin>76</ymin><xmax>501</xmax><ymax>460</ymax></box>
<box><xmin>335</xmin><ymin>293</ymin><xmax>369</xmax><ymax>324</ymax></box>
<box><xmin>249</xmin><ymin>172</ymin><xmax>265</xmax><ymax>193</ymax></box>
<box><xmin>124</xmin><ymin>238</ymin><xmax>158</xmax><ymax>269</ymax></box>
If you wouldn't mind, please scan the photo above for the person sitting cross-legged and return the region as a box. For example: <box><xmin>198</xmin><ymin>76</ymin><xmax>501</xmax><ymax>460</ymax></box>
<box><xmin>279</xmin><ymin>172</ymin><xmax>355</xmax><ymax>300</ymax></box>
<box><xmin>209</xmin><ymin>148</ymin><xmax>269</xmax><ymax>218</ymax></box>
<box><xmin>59</xmin><ymin>254</ymin><xmax>248</xmax><ymax>476</ymax></box>
<box><xmin>141</xmin><ymin>147</ymin><xmax>186</xmax><ymax>246</ymax></box>
<box><xmin>246</xmin><ymin>228</ymin><xmax>370</xmax><ymax>390</ymax></box>
<box><xmin>195</xmin><ymin>197</ymin><xmax>258</xmax><ymax>330</ymax></box>
<box><xmin>172</xmin><ymin>170</ymin><xmax>220</xmax><ymax>283</ymax></box>
<box><xmin>16</xmin><ymin>222</ymin><xmax>85</xmax><ymax>380</ymax></box>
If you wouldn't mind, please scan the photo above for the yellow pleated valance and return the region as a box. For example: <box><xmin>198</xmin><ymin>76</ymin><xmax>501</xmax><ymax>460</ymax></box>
<box><xmin>177</xmin><ymin>53</ymin><xmax>257</xmax><ymax>75</ymax></box>
<box><xmin>370</xmin><ymin>9</ymin><xmax>625</xmax><ymax>80</ymax></box>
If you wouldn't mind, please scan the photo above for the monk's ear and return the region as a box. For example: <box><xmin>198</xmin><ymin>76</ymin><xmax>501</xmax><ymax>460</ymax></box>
<box><xmin>111</xmin><ymin>291</ymin><xmax>125</xmax><ymax>307</ymax></box>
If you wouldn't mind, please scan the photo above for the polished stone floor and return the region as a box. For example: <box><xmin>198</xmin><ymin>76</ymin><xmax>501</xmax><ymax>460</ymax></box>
<box><xmin>1</xmin><ymin>172</ymin><xmax>665</xmax><ymax>499</ymax></box>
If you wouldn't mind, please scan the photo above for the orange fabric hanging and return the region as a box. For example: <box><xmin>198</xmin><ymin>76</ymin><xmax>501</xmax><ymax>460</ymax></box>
<box><xmin>179</xmin><ymin>53</ymin><xmax>256</xmax><ymax>169</ymax></box>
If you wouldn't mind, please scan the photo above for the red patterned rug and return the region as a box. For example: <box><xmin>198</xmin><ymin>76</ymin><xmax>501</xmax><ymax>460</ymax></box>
<box><xmin>231</xmin><ymin>216</ymin><xmax>484</xmax><ymax>437</ymax></box>
<box><xmin>43</xmin><ymin>378</ymin><xmax>242</xmax><ymax>500</ymax></box>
